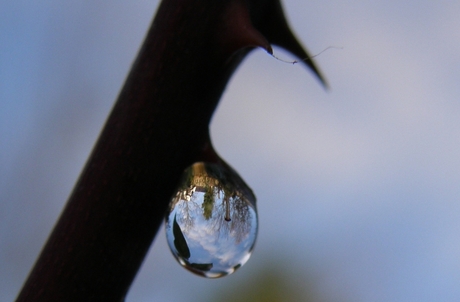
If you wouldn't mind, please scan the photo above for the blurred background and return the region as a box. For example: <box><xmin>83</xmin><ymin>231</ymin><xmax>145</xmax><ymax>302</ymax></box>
<box><xmin>2</xmin><ymin>0</ymin><xmax>460</xmax><ymax>301</ymax></box>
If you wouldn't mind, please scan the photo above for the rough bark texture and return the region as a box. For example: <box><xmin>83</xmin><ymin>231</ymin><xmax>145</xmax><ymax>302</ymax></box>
<box><xmin>16</xmin><ymin>0</ymin><xmax>324</xmax><ymax>301</ymax></box>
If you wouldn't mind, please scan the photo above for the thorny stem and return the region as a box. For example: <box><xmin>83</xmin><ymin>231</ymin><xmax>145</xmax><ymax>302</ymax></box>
<box><xmin>16</xmin><ymin>0</ymin><xmax>325</xmax><ymax>301</ymax></box>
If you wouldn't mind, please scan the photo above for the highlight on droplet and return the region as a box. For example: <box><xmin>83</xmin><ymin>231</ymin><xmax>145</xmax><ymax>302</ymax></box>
<box><xmin>165</xmin><ymin>162</ymin><xmax>258</xmax><ymax>278</ymax></box>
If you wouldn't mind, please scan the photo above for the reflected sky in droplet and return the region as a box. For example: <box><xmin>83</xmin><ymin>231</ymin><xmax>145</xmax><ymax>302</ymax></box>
<box><xmin>165</xmin><ymin>162</ymin><xmax>257</xmax><ymax>278</ymax></box>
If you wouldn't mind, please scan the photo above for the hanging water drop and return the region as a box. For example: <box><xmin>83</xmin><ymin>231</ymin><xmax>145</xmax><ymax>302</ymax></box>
<box><xmin>165</xmin><ymin>162</ymin><xmax>258</xmax><ymax>278</ymax></box>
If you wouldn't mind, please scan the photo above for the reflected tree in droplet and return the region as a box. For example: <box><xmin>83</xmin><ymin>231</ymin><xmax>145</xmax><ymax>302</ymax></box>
<box><xmin>165</xmin><ymin>162</ymin><xmax>257</xmax><ymax>278</ymax></box>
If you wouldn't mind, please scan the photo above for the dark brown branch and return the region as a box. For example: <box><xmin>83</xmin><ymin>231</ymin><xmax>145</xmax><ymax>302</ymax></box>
<box><xmin>16</xmin><ymin>0</ymin><xmax>324</xmax><ymax>301</ymax></box>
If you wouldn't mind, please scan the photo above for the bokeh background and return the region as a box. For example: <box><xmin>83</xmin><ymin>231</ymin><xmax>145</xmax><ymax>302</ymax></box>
<box><xmin>2</xmin><ymin>1</ymin><xmax>460</xmax><ymax>301</ymax></box>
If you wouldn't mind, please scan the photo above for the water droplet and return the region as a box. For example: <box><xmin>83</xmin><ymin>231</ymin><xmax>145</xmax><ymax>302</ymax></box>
<box><xmin>165</xmin><ymin>162</ymin><xmax>258</xmax><ymax>278</ymax></box>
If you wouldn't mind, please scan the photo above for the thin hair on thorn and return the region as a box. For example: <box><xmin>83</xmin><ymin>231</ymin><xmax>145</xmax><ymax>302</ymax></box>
<box><xmin>271</xmin><ymin>46</ymin><xmax>343</xmax><ymax>64</ymax></box>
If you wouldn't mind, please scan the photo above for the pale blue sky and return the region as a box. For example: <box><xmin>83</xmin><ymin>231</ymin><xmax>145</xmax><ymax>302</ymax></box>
<box><xmin>2</xmin><ymin>1</ymin><xmax>460</xmax><ymax>301</ymax></box>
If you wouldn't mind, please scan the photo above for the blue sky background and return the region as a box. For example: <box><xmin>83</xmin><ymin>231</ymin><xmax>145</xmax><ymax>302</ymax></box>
<box><xmin>2</xmin><ymin>1</ymin><xmax>460</xmax><ymax>301</ymax></box>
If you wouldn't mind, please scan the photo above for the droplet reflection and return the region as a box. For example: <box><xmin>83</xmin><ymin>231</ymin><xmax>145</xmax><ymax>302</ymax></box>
<box><xmin>165</xmin><ymin>162</ymin><xmax>257</xmax><ymax>278</ymax></box>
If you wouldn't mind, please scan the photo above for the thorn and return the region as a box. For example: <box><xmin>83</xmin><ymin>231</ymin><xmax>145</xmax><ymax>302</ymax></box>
<box><xmin>250</xmin><ymin>0</ymin><xmax>328</xmax><ymax>88</ymax></box>
<box><xmin>220</xmin><ymin>0</ymin><xmax>272</xmax><ymax>55</ymax></box>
